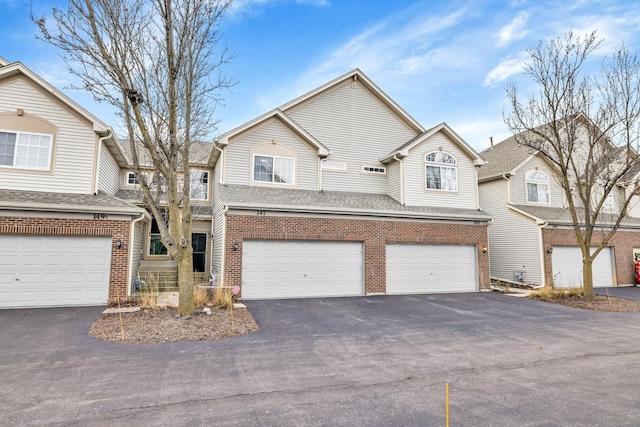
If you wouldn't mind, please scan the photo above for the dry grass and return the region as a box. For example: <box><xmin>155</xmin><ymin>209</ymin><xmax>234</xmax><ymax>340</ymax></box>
<box><xmin>529</xmin><ymin>287</ymin><xmax>582</xmax><ymax>302</ymax></box>
<box><xmin>138</xmin><ymin>272</ymin><xmax>161</xmax><ymax>309</ymax></box>
<box><xmin>193</xmin><ymin>286</ymin><xmax>234</xmax><ymax>310</ymax></box>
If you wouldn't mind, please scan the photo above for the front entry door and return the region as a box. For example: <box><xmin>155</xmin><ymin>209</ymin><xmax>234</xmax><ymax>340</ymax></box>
<box><xmin>192</xmin><ymin>233</ymin><xmax>207</xmax><ymax>272</ymax></box>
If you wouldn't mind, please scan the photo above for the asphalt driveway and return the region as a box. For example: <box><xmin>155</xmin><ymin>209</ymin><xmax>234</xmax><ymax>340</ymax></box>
<box><xmin>3</xmin><ymin>293</ymin><xmax>640</xmax><ymax>426</ymax></box>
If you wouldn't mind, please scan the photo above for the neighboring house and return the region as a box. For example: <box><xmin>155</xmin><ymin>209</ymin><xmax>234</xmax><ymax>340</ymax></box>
<box><xmin>114</xmin><ymin>140</ymin><xmax>215</xmax><ymax>288</ymax></box>
<box><xmin>478</xmin><ymin>131</ymin><xmax>640</xmax><ymax>289</ymax></box>
<box><xmin>0</xmin><ymin>56</ymin><xmax>148</xmax><ymax>308</ymax></box>
<box><xmin>209</xmin><ymin>69</ymin><xmax>492</xmax><ymax>299</ymax></box>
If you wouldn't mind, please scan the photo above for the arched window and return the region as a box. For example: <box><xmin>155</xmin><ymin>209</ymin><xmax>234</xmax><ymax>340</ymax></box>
<box><xmin>526</xmin><ymin>170</ymin><xmax>550</xmax><ymax>203</ymax></box>
<box><xmin>425</xmin><ymin>151</ymin><xmax>457</xmax><ymax>191</ymax></box>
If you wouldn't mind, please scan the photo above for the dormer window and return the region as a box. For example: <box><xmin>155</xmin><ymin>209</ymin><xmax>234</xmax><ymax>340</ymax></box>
<box><xmin>526</xmin><ymin>170</ymin><xmax>550</xmax><ymax>204</ymax></box>
<box><xmin>253</xmin><ymin>154</ymin><xmax>295</xmax><ymax>185</ymax></box>
<box><xmin>425</xmin><ymin>151</ymin><xmax>457</xmax><ymax>191</ymax></box>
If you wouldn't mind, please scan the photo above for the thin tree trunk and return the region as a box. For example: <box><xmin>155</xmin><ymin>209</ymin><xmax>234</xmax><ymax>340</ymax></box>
<box><xmin>177</xmin><ymin>245</ymin><xmax>194</xmax><ymax>315</ymax></box>
<box><xmin>582</xmin><ymin>258</ymin><xmax>594</xmax><ymax>301</ymax></box>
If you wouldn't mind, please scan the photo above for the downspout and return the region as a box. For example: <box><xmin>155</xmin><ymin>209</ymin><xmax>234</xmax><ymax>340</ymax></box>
<box><xmin>213</xmin><ymin>142</ymin><xmax>225</xmax><ymax>185</ymax></box>
<box><xmin>393</xmin><ymin>154</ymin><xmax>405</xmax><ymax>205</ymax></box>
<box><xmin>503</xmin><ymin>174</ymin><xmax>512</xmax><ymax>204</ymax></box>
<box><xmin>538</xmin><ymin>218</ymin><xmax>549</xmax><ymax>288</ymax></box>
<box><xmin>319</xmin><ymin>158</ymin><xmax>325</xmax><ymax>192</ymax></box>
<box><xmin>127</xmin><ymin>212</ymin><xmax>147</xmax><ymax>296</ymax></box>
<box><xmin>219</xmin><ymin>205</ymin><xmax>229</xmax><ymax>287</ymax></box>
<box><xmin>93</xmin><ymin>130</ymin><xmax>113</xmax><ymax>195</ymax></box>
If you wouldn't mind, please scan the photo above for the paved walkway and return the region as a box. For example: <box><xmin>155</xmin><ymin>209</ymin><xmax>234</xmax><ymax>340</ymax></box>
<box><xmin>595</xmin><ymin>285</ymin><xmax>640</xmax><ymax>300</ymax></box>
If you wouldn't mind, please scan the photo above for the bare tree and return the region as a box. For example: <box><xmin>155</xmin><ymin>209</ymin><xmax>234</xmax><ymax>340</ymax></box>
<box><xmin>34</xmin><ymin>0</ymin><xmax>234</xmax><ymax>314</ymax></box>
<box><xmin>505</xmin><ymin>31</ymin><xmax>640</xmax><ymax>299</ymax></box>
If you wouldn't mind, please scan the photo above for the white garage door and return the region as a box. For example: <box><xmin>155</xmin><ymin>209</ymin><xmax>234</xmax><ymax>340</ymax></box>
<box><xmin>242</xmin><ymin>240</ymin><xmax>363</xmax><ymax>299</ymax></box>
<box><xmin>0</xmin><ymin>235</ymin><xmax>112</xmax><ymax>308</ymax></box>
<box><xmin>551</xmin><ymin>246</ymin><xmax>614</xmax><ymax>288</ymax></box>
<box><xmin>386</xmin><ymin>244</ymin><xmax>478</xmax><ymax>294</ymax></box>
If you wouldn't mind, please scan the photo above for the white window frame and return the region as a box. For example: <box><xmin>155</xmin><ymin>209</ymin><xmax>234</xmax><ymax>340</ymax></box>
<box><xmin>126</xmin><ymin>172</ymin><xmax>139</xmax><ymax>185</ymax></box>
<box><xmin>425</xmin><ymin>151</ymin><xmax>457</xmax><ymax>191</ymax></box>
<box><xmin>190</xmin><ymin>170</ymin><xmax>209</xmax><ymax>200</ymax></box>
<box><xmin>0</xmin><ymin>129</ymin><xmax>53</xmax><ymax>171</ymax></box>
<box><xmin>252</xmin><ymin>154</ymin><xmax>295</xmax><ymax>185</ymax></box>
<box><xmin>362</xmin><ymin>165</ymin><xmax>386</xmax><ymax>175</ymax></box>
<box><xmin>526</xmin><ymin>170</ymin><xmax>551</xmax><ymax>204</ymax></box>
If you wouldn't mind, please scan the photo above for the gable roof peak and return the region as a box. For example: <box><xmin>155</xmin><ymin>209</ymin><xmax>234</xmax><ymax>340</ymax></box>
<box><xmin>278</xmin><ymin>68</ymin><xmax>425</xmax><ymax>133</ymax></box>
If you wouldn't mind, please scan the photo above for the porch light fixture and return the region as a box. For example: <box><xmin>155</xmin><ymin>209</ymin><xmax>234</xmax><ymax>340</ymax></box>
<box><xmin>547</xmin><ymin>247</ymin><xmax>553</xmax><ymax>254</ymax></box>
<box><xmin>115</xmin><ymin>239</ymin><xmax>123</xmax><ymax>249</ymax></box>
<box><xmin>481</xmin><ymin>245</ymin><xmax>488</xmax><ymax>254</ymax></box>
<box><xmin>233</xmin><ymin>242</ymin><xmax>239</xmax><ymax>251</ymax></box>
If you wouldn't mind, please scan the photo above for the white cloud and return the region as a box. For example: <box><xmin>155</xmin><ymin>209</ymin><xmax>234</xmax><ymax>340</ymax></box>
<box><xmin>497</xmin><ymin>11</ymin><xmax>529</xmax><ymax>47</ymax></box>
<box><xmin>295</xmin><ymin>0</ymin><xmax>329</xmax><ymax>5</ymax></box>
<box><xmin>228</xmin><ymin>0</ymin><xmax>328</xmax><ymax>19</ymax></box>
<box><xmin>483</xmin><ymin>53</ymin><xmax>528</xmax><ymax>86</ymax></box>
<box><xmin>452</xmin><ymin>117</ymin><xmax>513</xmax><ymax>150</ymax></box>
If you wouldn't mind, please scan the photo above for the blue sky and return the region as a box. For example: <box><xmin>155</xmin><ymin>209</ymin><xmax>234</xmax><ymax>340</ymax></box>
<box><xmin>1</xmin><ymin>0</ymin><xmax>639</xmax><ymax>150</ymax></box>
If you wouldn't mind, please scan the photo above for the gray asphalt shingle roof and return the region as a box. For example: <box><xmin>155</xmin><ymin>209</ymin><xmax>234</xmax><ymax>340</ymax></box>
<box><xmin>117</xmin><ymin>139</ymin><xmax>213</xmax><ymax>167</ymax></box>
<box><xmin>0</xmin><ymin>189</ymin><xmax>144</xmax><ymax>214</ymax></box>
<box><xmin>219</xmin><ymin>184</ymin><xmax>491</xmax><ymax>220</ymax></box>
<box><xmin>114</xmin><ymin>189</ymin><xmax>213</xmax><ymax>218</ymax></box>
<box><xmin>512</xmin><ymin>204</ymin><xmax>640</xmax><ymax>228</ymax></box>
<box><xmin>478</xmin><ymin>134</ymin><xmax>536</xmax><ymax>180</ymax></box>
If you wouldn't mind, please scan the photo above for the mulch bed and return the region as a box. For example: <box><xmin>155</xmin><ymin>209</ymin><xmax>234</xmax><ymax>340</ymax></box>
<box><xmin>530</xmin><ymin>294</ymin><xmax>640</xmax><ymax>312</ymax></box>
<box><xmin>89</xmin><ymin>306</ymin><xmax>259</xmax><ymax>344</ymax></box>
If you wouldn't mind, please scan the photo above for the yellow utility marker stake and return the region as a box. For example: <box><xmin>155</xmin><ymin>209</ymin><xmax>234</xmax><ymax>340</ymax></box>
<box><xmin>445</xmin><ymin>383</ymin><xmax>450</xmax><ymax>427</ymax></box>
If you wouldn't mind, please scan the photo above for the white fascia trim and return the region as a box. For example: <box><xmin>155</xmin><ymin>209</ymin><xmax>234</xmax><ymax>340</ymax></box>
<box><xmin>0</xmin><ymin>62</ymin><xmax>110</xmax><ymax>133</ymax></box>
<box><xmin>507</xmin><ymin>204</ymin><xmax>547</xmax><ymax>225</ymax></box>
<box><xmin>227</xmin><ymin>204</ymin><xmax>491</xmax><ymax>222</ymax></box>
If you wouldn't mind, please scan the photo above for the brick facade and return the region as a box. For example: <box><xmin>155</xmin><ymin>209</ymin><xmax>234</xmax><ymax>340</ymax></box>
<box><xmin>0</xmin><ymin>216</ymin><xmax>131</xmax><ymax>301</ymax></box>
<box><xmin>542</xmin><ymin>227</ymin><xmax>640</xmax><ymax>286</ymax></box>
<box><xmin>224</xmin><ymin>214</ymin><xmax>491</xmax><ymax>296</ymax></box>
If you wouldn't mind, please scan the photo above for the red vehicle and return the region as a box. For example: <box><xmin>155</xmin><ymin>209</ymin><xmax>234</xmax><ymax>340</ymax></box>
<box><xmin>635</xmin><ymin>255</ymin><xmax>640</xmax><ymax>285</ymax></box>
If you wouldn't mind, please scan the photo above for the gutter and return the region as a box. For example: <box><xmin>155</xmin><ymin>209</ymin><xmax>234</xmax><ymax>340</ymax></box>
<box><xmin>0</xmin><ymin>202</ymin><xmax>146</xmax><ymax>216</ymax></box>
<box><xmin>227</xmin><ymin>204</ymin><xmax>492</xmax><ymax>222</ymax></box>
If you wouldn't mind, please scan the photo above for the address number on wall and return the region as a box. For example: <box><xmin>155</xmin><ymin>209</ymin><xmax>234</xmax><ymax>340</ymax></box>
<box><xmin>256</xmin><ymin>210</ymin><xmax>266</xmax><ymax>216</ymax></box>
<box><xmin>93</xmin><ymin>213</ymin><xmax>108</xmax><ymax>220</ymax></box>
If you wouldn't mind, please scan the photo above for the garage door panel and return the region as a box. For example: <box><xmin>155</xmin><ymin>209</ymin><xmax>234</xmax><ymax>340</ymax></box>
<box><xmin>0</xmin><ymin>235</ymin><xmax>112</xmax><ymax>308</ymax></box>
<box><xmin>242</xmin><ymin>241</ymin><xmax>363</xmax><ymax>299</ymax></box>
<box><xmin>551</xmin><ymin>246</ymin><xmax>613</xmax><ymax>288</ymax></box>
<box><xmin>387</xmin><ymin>244</ymin><xmax>477</xmax><ymax>294</ymax></box>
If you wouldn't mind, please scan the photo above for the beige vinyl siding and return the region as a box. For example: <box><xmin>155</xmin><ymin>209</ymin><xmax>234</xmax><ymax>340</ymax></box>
<box><xmin>225</xmin><ymin>119</ymin><xmax>318</xmax><ymax>190</ymax></box>
<box><xmin>98</xmin><ymin>144</ymin><xmax>120</xmax><ymax>195</ymax></box>
<box><xmin>211</xmin><ymin>166</ymin><xmax>225</xmax><ymax>278</ymax></box>
<box><xmin>511</xmin><ymin>156</ymin><xmax>565</xmax><ymax>207</ymax></box>
<box><xmin>0</xmin><ymin>79</ymin><xmax>96</xmax><ymax>194</ymax></box>
<box><xmin>286</xmin><ymin>81</ymin><xmax>417</xmax><ymax>194</ymax></box>
<box><xmin>403</xmin><ymin>132</ymin><xmax>478</xmax><ymax>209</ymax></box>
<box><xmin>387</xmin><ymin>161</ymin><xmax>401</xmax><ymax>203</ymax></box>
<box><xmin>480</xmin><ymin>179</ymin><xmax>545</xmax><ymax>286</ymax></box>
